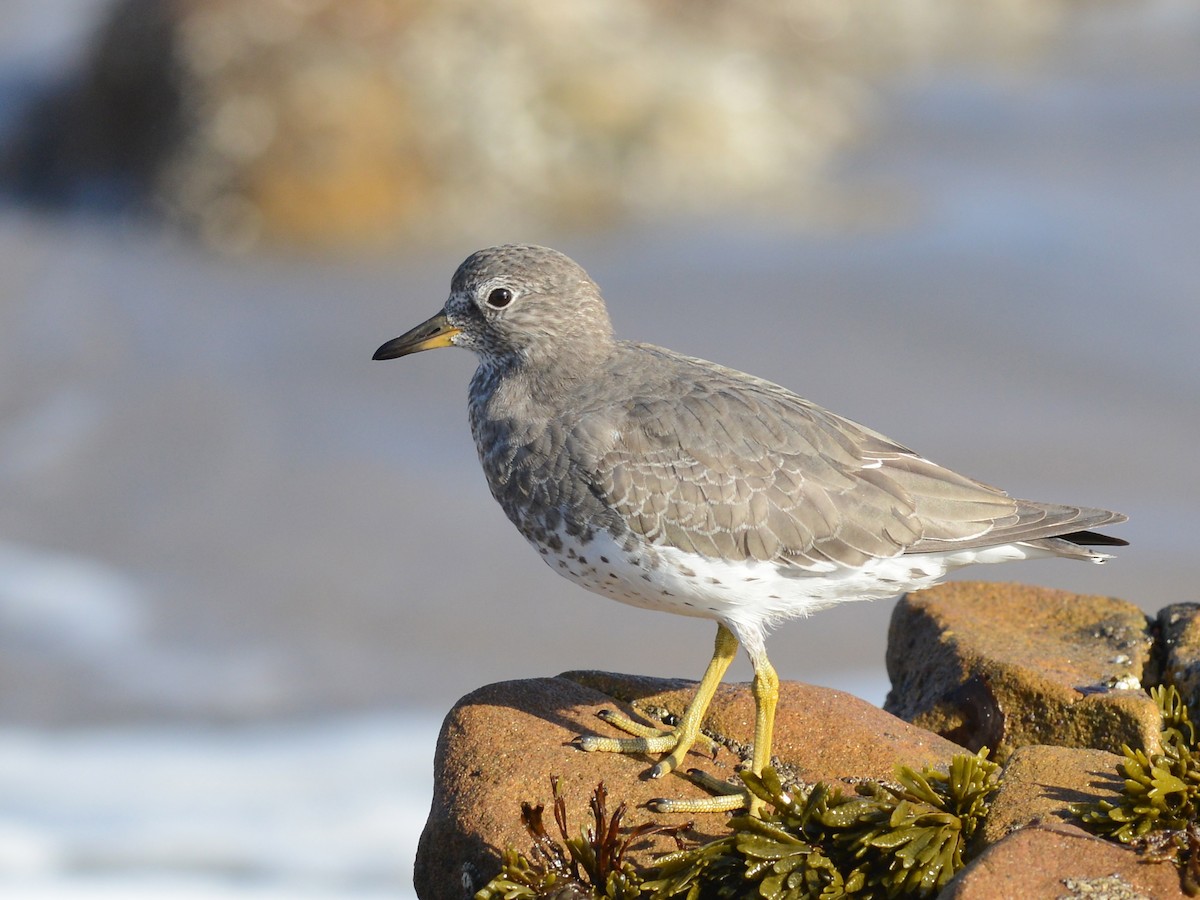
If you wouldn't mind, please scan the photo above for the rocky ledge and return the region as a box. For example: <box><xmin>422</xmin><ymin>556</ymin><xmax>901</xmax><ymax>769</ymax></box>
<box><xmin>415</xmin><ymin>582</ymin><xmax>1200</xmax><ymax>898</ymax></box>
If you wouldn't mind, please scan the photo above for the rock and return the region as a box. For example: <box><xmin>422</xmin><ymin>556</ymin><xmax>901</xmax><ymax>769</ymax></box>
<box><xmin>885</xmin><ymin>582</ymin><xmax>1159</xmax><ymax>759</ymax></box>
<box><xmin>1158</xmin><ymin>603</ymin><xmax>1200</xmax><ymax>713</ymax></box>
<box><xmin>561</xmin><ymin>671</ymin><xmax>963</xmax><ymax>788</ymax></box>
<box><xmin>416</xmin><ymin>584</ymin><xmax>1182</xmax><ymax>894</ymax></box>
<box><xmin>981</xmin><ymin>744</ymin><xmax>1124</xmax><ymax>845</ymax></box>
<box><xmin>414</xmin><ymin>672</ymin><xmax>962</xmax><ymax>898</ymax></box>
<box><xmin>415</xmin><ymin>676</ymin><xmax>718</xmax><ymax>900</ymax></box>
<box><xmin>941</xmin><ymin>822</ymin><xmax>1186</xmax><ymax>899</ymax></box>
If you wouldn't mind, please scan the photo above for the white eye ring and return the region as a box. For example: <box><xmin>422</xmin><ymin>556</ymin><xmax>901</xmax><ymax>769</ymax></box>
<box><xmin>485</xmin><ymin>287</ymin><xmax>513</xmax><ymax>309</ymax></box>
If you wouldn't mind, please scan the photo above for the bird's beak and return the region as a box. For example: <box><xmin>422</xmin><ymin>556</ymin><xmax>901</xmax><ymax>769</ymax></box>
<box><xmin>373</xmin><ymin>312</ymin><xmax>461</xmax><ymax>360</ymax></box>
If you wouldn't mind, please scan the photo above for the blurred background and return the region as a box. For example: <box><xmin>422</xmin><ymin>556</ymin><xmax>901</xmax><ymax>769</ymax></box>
<box><xmin>0</xmin><ymin>0</ymin><xmax>1197</xmax><ymax>895</ymax></box>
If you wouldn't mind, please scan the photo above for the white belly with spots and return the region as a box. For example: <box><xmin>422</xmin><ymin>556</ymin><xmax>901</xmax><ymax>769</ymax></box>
<box><xmin>532</xmin><ymin>526</ymin><xmax>1055</xmax><ymax>643</ymax></box>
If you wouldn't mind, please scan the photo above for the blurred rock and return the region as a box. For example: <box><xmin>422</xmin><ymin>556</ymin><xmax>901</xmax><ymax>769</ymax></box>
<box><xmin>1</xmin><ymin>0</ymin><xmax>184</xmax><ymax>211</ymax></box>
<box><xmin>415</xmin><ymin>672</ymin><xmax>960</xmax><ymax>897</ymax></box>
<box><xmin>885</xmin><ymin>582</ymin><xmax>1159</xmax><ymax>759</ymax></box>
<box><xmin>3</xmin><ymin>0</ymin><xmax>1072</xmax><ymax>250</ymax></box>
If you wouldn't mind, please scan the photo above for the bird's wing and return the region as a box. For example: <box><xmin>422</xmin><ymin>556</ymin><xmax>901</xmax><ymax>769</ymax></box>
<box><xmin>580</xmin><ymin>349</ymin><xmax>1028</xmax><ymax>570</ymax></box>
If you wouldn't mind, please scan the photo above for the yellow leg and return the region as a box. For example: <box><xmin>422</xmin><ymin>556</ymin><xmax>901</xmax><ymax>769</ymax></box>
<box><xmin>644</xmin><ymin>646</ymin><xmax>779</xmax><ymax>816</ymax></box>
<box><xmin>579</xmin><ymin>623</ymin><xmax>784</xmax><ymax>816</ymax></box>
<box><xmin>745</xmin><ymin>650</ymin><xmax>780</xmax><ymax>817</ymax></box>
<box><xmin>749</xmin><ymin>652</ymin><xmax>779</xmax><ymax>777</ymax></box>
<box><xmin>578</xmin><ymin>623</ymin><xmax>738</xmax><ymax>777</ymax></box>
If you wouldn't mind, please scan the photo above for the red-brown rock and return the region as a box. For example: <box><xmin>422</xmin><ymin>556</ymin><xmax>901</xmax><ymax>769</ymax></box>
<box><xmin>1159</xmin><ymin>603</ymin><xmax>1200</xmax><ymax>713</ymax></box>
<box><xmin>942</xmin><ymin>822</ymin><xmax>1186</xmax><ymax>899</ymax></box>
<box><xmin>886</xmin><ymin>582</ymin><xmax>1158</xmax><ymax>759</ymax></box>
<box><xmin>981</xmin><ymin>744</ymin><xmax>1125</xmax><ymax>845</ymax></box>
<box><xmin>415</xmin><ymin>672</ymin><xmax>962</xmax><ymax>898</ymax></box>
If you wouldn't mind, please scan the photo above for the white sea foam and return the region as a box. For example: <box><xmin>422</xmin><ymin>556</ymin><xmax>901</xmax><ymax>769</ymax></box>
<box><xmin>0</xmin><ymin>542</ymin><xmax>146</xmax><ymax>653</ymax></box>
<box><xmin>0</xmin><ymin>715</ymin><xmax>438</xmax><ymax>899</ymax></box>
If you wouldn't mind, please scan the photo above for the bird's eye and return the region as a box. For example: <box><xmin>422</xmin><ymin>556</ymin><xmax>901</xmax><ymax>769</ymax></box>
<box><xmin>485</xmin><ymin>287</ymin><xmax>513</xmax><ymax>309</ymax></box>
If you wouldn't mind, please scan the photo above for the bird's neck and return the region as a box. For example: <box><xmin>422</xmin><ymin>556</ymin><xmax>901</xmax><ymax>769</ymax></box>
<box><xmin>472</xmin><ymin>342</ymin><xmax>613</xmax><ymax>414</ymax></box>
<box><xmin>468</xmin><ymin>361</ymin><xmax>567</xmax><ymax>493</ymax></box>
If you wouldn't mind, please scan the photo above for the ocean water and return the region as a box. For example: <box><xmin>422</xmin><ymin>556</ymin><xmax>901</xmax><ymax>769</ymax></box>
<box><xmin>1</xmin><ymin>0</ymin><xmax>1198</xmax><ymax>896</ymax></box>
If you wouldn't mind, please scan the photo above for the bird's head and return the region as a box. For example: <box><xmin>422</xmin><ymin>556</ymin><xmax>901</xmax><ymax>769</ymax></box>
<box><xmin>373</xmin><ymin>244</ymin><xmax>615</xmax><ymax>372</ymax></box>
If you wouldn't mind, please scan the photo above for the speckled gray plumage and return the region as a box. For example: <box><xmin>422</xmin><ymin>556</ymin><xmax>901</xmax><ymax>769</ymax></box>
<box><xmin>373</xmin><ymin>242</ymin><xmax>1127</xmax><ymax>645</ymax></box>
<box><xmin>374</xmin><ymin>243</ymin><xmax>1126</xmax><ymax>812</ymax></box>
<box><xmin>442</xmin><ymin>245</ymin><xmax>1124</xmax><ymax>576</ymax></box>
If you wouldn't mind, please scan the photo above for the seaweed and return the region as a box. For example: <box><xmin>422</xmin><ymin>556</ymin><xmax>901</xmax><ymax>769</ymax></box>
<box><xmin>1074</xmin><ymin>684</ymin><xmax>1200</xmax><ymax>893</ymax></box>
<box><xmin>643</xmin><ymin>752</ymin><xmax>999</xmax><ymax>899</ymax></box>
<box><xmin>475</xmin><ymin>777</ymin><xmax>688</xmax><ymax>900</ymax></box>
<box><xmin>475</xmin><ymin>751</ymin><xmax>1000</xmax><ymax>899</ymax></box>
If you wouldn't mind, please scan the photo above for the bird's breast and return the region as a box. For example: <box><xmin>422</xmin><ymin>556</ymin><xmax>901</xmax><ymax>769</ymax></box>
<box><xmin>469</xmin><ymin>391</ymin><xmax>619</xmax><ymax>555</ymax></box>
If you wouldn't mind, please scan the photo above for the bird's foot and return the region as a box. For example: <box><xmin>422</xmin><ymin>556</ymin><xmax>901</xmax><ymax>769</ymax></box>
<box><xmin>651</xmin><ymin>769</ymin><xmax>754</xmax><ymax>814</ymax></box>
<box><xmin>576</xmin><ymin>708</ymin><xmax>759</xmax><ymax>815</ymax></box>
<box><xmin>577</xmin><ymin>707</ymin><xmax>719</xmax><ymax>777</ymax></box>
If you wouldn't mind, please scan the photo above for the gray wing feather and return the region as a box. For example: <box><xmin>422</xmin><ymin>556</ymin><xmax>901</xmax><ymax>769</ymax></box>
<box><xmin>580</xmin><ymin>345</ymin><xmax>1121</xmax><ymax>568</ymax></box>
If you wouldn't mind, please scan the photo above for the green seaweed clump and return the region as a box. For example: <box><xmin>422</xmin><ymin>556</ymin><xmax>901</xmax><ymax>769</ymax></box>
<box><xmin>476</xmin><ymin>753</ymin><xmax>999</xmax><ymax>899</ymax></box>
<box><xmin>1074</xmin><ymin>684</ymin><xmax>1200</xmax><ymax>893</ymax></box>
<box><xmin>475</xmin><ymin>777</ymin><xmax>687</xmax><ymax>900</ymax></box>
<box><xmin>643</xmin><ymin>751</ymin><xmax>1000</xmax><ymax>899</ymax></box>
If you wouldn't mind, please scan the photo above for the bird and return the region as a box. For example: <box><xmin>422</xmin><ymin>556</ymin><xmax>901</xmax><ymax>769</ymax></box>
<box><xmin>373</xmin><ymin>243</ymin><xmax>1127</xmax><ymax>814</ymax></box>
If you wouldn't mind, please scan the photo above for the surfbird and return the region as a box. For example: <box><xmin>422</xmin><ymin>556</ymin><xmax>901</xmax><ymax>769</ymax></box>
<box><xmin>373</xmin><ymin>243</ymin><xmax>1127</xmax><ymax>814</ymax></box>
